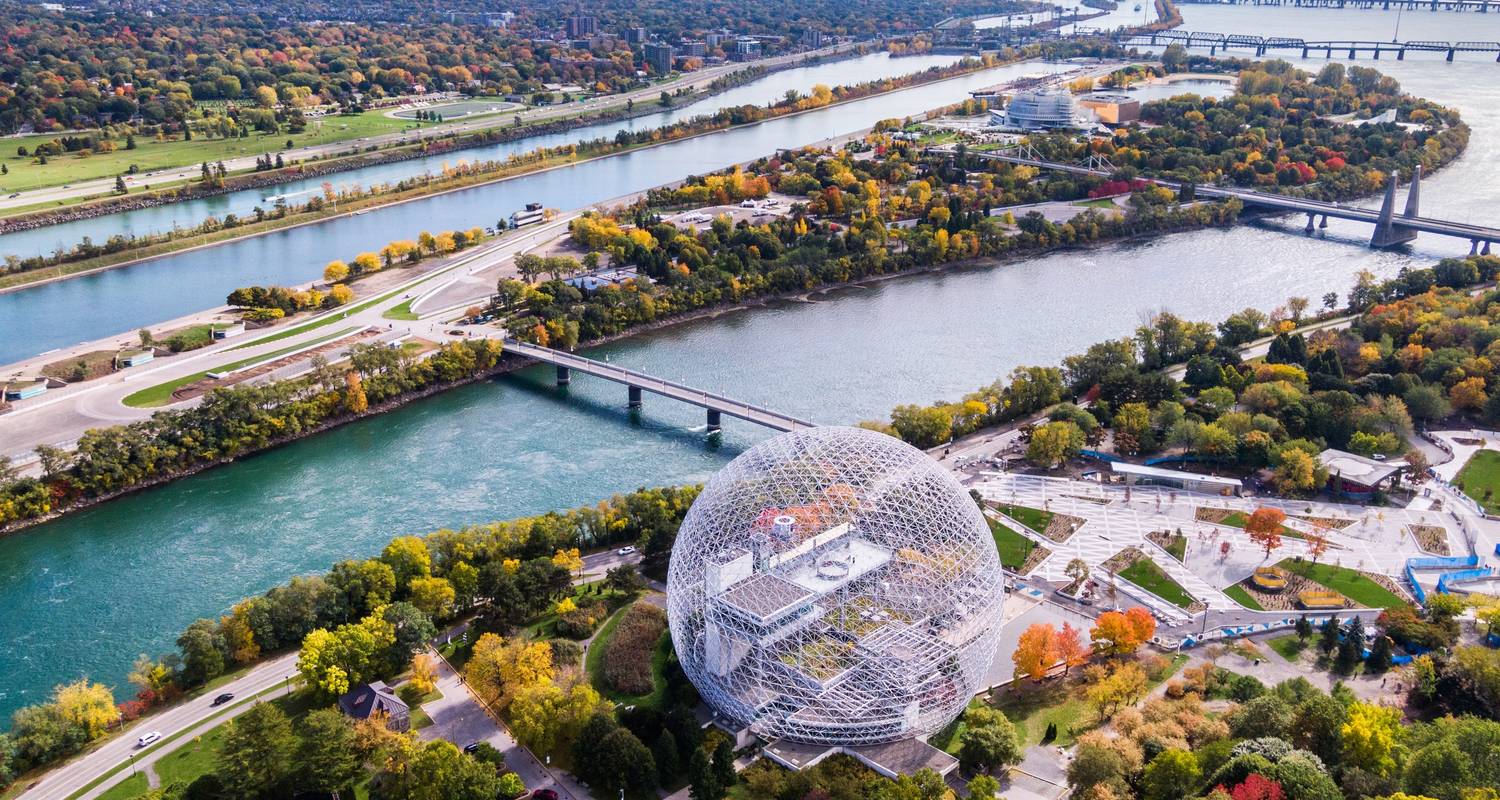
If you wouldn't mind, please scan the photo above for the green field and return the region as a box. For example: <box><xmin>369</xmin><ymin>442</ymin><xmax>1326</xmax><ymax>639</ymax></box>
<box><xmin>1276</xmin><ymin>559</ymin><xmax>1407</xmax><ymax>609</ymax></box>
<box><xmin>1268</xmin><ymin>634</ymin><xmax>1308</xmax><ymax>661</ymax></box>
<box><xmin>994</xmin><ymin>503</ymin><xmax>1054</xmax><ymax>535</ymax></box>
<box><xmin>1074</xmin><ymin>197</ymin><xmax>1119</xmax><ymax>208</ymax></box>
<box><xmin>382</xmin><ymin>299</ymin><xmax>420</xmax><ymax>321</ymax></box>
<box><xmin>123</xmin><ymin>327</ymin><xmax>357</xmax><ymax>408</ymax></box>
<box><xmin>1119</xmin><ymin>557</ymin><xmax>1195</xmax><ymax>608</ymax></box>
<box><xmin>95</xmin><ymin>774</ymin><xmax>149</xmax><ymax>800</ymax></box>
<box><xmin>1223</xmin><ymin>584</ymin><xmax>1265</xmax><ymax>610</ymax></box>
<box><xmin>2</xmin><ymin>112</ymin><xmax>430</xmax><ymax>196</ymax></box>
<box><xmin>1159</xmin><ymin>532</ymin><xmax>1187</xmax><ymax>561</ymax></box>
<box><xmin>988</xmin><ymin>518</ymin><xmax>1036</xmax><ymax>571</ymax></box>
<box><xmin>1455</xmin><ymin>449</ymin><xmax>1500</xmax><ymax>514</ymax></box>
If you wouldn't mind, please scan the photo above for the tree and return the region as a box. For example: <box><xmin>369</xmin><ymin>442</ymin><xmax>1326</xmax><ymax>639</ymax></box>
<box><xmin>409</xmin><ymin>653</ymin><xmax>438</xmax><ymax>696</ymax></box>
<box><xmin>1057</xmin><ymin>622</ymin><xmax>1090</xmax><ymax>674</ymax></box>
<box><xmin>1013</xmin><ymin>623</ymin><xmax>1060</xmax><ymax>683</ymax></box>
<box><xmin>53</xmin><ymin>681</ymin><xmax>120</xmax><ymax>740</ymax></box>
<box><xmin>1066</xmin><ymin>558</ymin><xmax>1090</xmax><ymax>588</ymax></box>
<box><xmin>1245</xmin><ymin>507</ymin><xmax>1286</xmax><ymax>559</ymax></box>
<box><xmin>967</xmin><ymin>774</ymin><xmax>1001</xmax><ymax>800</ymax></box>
<box><xmin>381</xmin><ymin>536</ymin><xmax>431</xmax><ymax>586</ymax></box>
<box><xmin>1366</xmin><ymin>635</ymin><xmax>1394</xmax><ymax>673</ymax></box>
<box><xmin>1291</xmin><ymin>692</ymin><xmax>1346</xmax><ymax>768</ymax></box>
<box><xmin>465</xmin><ymin>634</ymin><xmax>553</xmax><ymax>706</ymax></box>
<box><xmin>323</xmin><ymin>260</ymin><xmax>349</xmax><ymax>283</ymax></box>
<box><xmin>344</xmin><ymin>371</ymin><xmax>368</xmax><ymax>414</ymax></box>
<box><xmin>383</xmin><ymin>740</ymin><xmax>503</xmax><ymax>800</ymax></box>
<box><xmin>1092</xmin><ymin>610</ymin><xmax>1149</xmax><ymax>656</ymax></box>
<box><xmin>297</xmin><ymin>610</ymin><xmax>396</xmax><ymax>698</ymax></box>
<box><xmin>592</xmin><ymin>727</ymin><xmax>657</xmax><ymax>795</ymax></box>
<box><xmin>688</xmin><ymin>745</ymin><xmax>722</xmax><ymax>800</ymax></box>
<box><xmin>1028</xmin><ymin>420</ymin><xmax>1085</xmax><ymax>468</ymax></box>
<box><xmin>711</xmin><ymin>737</ymin><xmax>736</xmax><ymax>791</ymax></box>
<box><xmin>1342</xmin><ymin>701</ymin><xmax>1403</xmax><ymax>777</ymax></box>
<box><xmin>653</xmin><ymin>729</ymin><xmax>681</xmax><ymax>784</ymax></box>
<box><xmin>407</xmin><ymin>576</ymin><xmax>455</xmax><ymax>619</ymax></box>
<box><xmin>177</xmin><ymin>618</ymin><xmax>227</xmax><ymax>685</ymax></box>
<box><xmin>218</xmin><ymin>702</ymin><xmax>297</xmax><ymax>799</ymax></box>
<box><xmin>1085</xmin><ymin>662</ymin><xmax>1148</xmax><ymax>719</ymax></box>
<box><xmin>1231</xmin><ymin>695</ymin><xmax>1293</xmax><ymax>740</ymax></box>
<box><xmin>297</xmin><ymin>709</ymin><xmax>363</xmax><ymax>795</ymax></box>
<box><xmin>958</xmin><ymin>707</ymin><xmax>1020</xmax><ymax>774</ymax></box>
<box><xmin>1318</xmin><ymin>616</ymin><xmax>1340</xmax><ymax>656</ymax></box>
<box><xmin>1143</xmin><ymin>749</ymin><xmax>1202</xmax><ymax>800</ymax></box>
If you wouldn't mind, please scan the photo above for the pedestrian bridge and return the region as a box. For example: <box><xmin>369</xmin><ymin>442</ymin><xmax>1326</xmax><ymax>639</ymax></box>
<box><xmin>500</xmin><ymin>338</ymin><xmax>817</xmax><ymax>434</ymax></box>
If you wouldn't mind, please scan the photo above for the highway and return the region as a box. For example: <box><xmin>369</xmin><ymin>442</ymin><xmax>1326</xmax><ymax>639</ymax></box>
<box><xmin>16</xmin><ymin>549</ymin><xmax>641</xmax><ymax>800</ymax></box>
<box><xmin>0</xmin><ymin>41</ymin><xmax>865</xmax><ymax>214</ymax></box>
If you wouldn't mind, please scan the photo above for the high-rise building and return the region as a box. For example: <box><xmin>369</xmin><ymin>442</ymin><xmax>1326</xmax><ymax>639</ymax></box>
<box><xmin>706</xmin><ymin>30</ymin><xmax>733</xmax><ymax>49</ymax></box>
<box><xmin>800</xmin><ymin>29</ymin><xmax>825</xmax><ymax>48</ymax></box>
<box><xmin>625</xmin><ymin>26</ymin><xmax>648</xmax><ymax>44</ymax></box>
<box><xmin>644</xmin><ymin>41</ymin><xmax>675</xmax><ymax>75</ymax></box>
<box><xmin>565</xmin><ymin>14</ymin><xmax>597</xmax><ymax>38</ymax></box>
<box><xmin>677</xmin><ymin>40</ymin><xmax>707</xmax><ymax>57</ymax></box>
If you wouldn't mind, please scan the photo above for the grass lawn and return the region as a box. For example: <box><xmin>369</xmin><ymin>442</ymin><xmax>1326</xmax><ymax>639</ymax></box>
<box><xmin>409</xmin><ymin>705</ymin><xmax>434</xmax><ymax>730</ymax></box>
<box><xmin>382</xmin><ymin>298</ymin><xmax>420</xmax><ymax>321</ymax></box>
<box><xmin>1074</xmin><ymin>197</ymin><xmax>1118</xmax><ymax>208</ymax></box>
<box><xmin>1</xmin><ymin>112</ymin><xmax>431</xmax><ymax>194</ymax></box>
<box><xmin>1161</xmin><ymin>533</ymin><xmax>1186</xmax><ymax>561</ymax></box>
<box><xmin>1455</xmin><ymin>449</ymin><xmax>1500</xmax><ymax>514</ymax></box>
<box><xmin>41</xmin><ymin>349</ymin><xmax>118</xmax><ymax>382</ymax></box>
<box><xmin>123</xmin><ymin>327</ymin><xmax>357</xmax><ymax>407</ymax></box>
<box><xmin>994</xmin><ymin>503</ymin><xmax>1054</xmax><ymax>535</ymax></box>
<box><xmin>1268</xmin><ymin>634</ymin><xmax>1308</xmax><ymax>661</ymax></box>
<box><xmin>584</xmin><ymin>599</ymin><xmax>670</xmax><ymax>712</ymax></box>
<box><xmin>988</xmin><ymin>518</ymin><xmax>1036</xmax><ymax>571</ymax></box>
<box><xmin>1223</xmin><ymin>584</ymin><xmax>1265</xmax><ymax>610</ymax></box>
<box><xmin>94</xmin><ymin>774</ymin><xmax>150</xmax><ymax>800</ymax></box>
<box><xmin>153</xmin><ymin>721</ymin><xmax>230</xmax><ymax>788</ymax></box>
<box><xmin>1119</xmin><ymin>557</ymin><xmax>1195</xmax><ymax>609</ymax></box>
<box><xmin>1276</xmin><ymin>559</ymin><xmax>1407</xmax><ymax>609</ymax></box>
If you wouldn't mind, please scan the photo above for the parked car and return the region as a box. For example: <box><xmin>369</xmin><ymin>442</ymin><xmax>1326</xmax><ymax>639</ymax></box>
<box><xmin>211</xmin><ymin>692</ymin><xmax>235</xmax><ymax>706</ymax></box>
<box><xmin>530</xmin><ymin>790</ymin><xmax>559</xmax><ymax>800</ymax></box>
<box><xmin>463</xmin><ymin>742</ymin><xmax>483</xmax><ymax>754</ymax></box>
<box><xmin>136</xmin><ymin>731</ymin><xmax>163</xmax><ymax>748</ymax></box>
<box><xmin>617</xmin><ymin>545</ymin><xmax>636</xmax><ymax>556</ymax></box>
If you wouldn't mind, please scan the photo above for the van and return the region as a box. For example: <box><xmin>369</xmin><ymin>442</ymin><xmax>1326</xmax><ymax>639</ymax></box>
<box><xmin>136</xmin><ymin>731</ymin><xmax>162</xmax><ymax>748</ymax></box>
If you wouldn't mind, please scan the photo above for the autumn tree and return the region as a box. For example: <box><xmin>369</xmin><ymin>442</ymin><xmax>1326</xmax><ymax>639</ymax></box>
<box><xmin>323</xmin><ymin>260</ymin><xmax>349</xmax><ymax>283</ymax></box>
<box><xmin>344</xmin><ymin>371</ymin><xmax>368</xmax><ymax>414</ymax></box>
<box><xmin>1028</xmin><ymin>420</ymin><xmax>1085</xmax><ymax>468</ymax></box>
<box><xmin>1091</xmin><ymin>608</ymin><xmax>1156</xmax><ymax>656</ymax></box>
<box><xmin>1244</xmin><ymin>507</ymin><xmax>1286</xmax><ymax>560</ymax></box>
<box><xmin>1013</xmin><ymin>623</ymin><xmax>1060</xmax><ymax>683</ymax></box>
<box><xmin>1057</xmin><ymin>622</ymin><xmax>1091</xmax><ymax>674</ymax></box>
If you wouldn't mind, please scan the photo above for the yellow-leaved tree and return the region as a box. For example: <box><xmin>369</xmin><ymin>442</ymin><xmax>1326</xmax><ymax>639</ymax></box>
<box><xmin>54</xmin><ymin>679</ymin><xmax>121</xmax><ymax>739</ymax></box>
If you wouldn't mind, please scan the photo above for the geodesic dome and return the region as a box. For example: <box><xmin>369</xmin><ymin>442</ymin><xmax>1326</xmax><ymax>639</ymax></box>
<box><xmin>666</xmin><ymin>426</ymin><xmax>1004</xmax><ymax>746</ymax></box>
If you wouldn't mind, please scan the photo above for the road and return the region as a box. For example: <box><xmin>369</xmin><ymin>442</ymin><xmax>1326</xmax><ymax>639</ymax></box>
<box><xmin>17</xmin><ymin>652</ymin><xmax>302</xmax><ymax>800</ymax></box>
<box><xmin>0</xmin><ymin>213</ymin><xmax>579</xmax><ymax>468</ymax></box>
<box><xmin>19</xmin><ymin>549</ymin><xmax>640</xmax><ymax>800</ymax></box>
<box><xmin>0</xmin><ymin>42</ymin><xmax>864</xmax><ymax>214</ymax></box>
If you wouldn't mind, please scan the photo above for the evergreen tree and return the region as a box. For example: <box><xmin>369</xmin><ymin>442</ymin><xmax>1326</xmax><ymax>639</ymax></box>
<box><xmin>711</xmin><ymin>737</ymin><xmax>736</xmax><ymax>790</ymax></box>
<box><xmin>687</xmin><ymin>746</ymin><xmax>721</xmax><ymax>800</ymax></box>
<box><xmin>217</xmin><ymin>702</ymin><xmax>296</xmax><ymax>799</ymax></box>
<box><xmin>1366</xmin><ymin>634</ymin><xmax>1394</xmax><ymax>672</ymax></box>
<box><xmin>1295</xmin><ymin>615</ymin><xmax>1313</xmax><ymax>641</ymax></box>
<box><xmin>1318</xmin><ymin>616</ymin><xmax>1340</xmax><ymax>656</ymax></box>
<box><xmin>652</xmin><ymin>729</ymin><xmax>680</xmax><ymax>784</ymax></box>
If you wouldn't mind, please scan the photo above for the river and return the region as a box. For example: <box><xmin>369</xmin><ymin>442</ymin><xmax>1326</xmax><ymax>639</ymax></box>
<box><xmin>0</xmin><ymin>56</ymin><xmax>1076</xmax><ymax>366</ymax></box>
<box><xmin>2</xmin><ymin>4</ymin><xmax>1499</xmax><ymax>720</ymax></box>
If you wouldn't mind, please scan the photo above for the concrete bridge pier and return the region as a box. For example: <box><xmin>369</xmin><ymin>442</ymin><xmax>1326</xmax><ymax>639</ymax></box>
<box><xmin>556</xmin><ymin>365</ymin><xmax>571</xmax><ymax>386</ymax></box>
<box><xmin>1486</xmin><ymin>242</ymin><xmax>1493</xmax><ymax>255</ymax></box>
<box><xmin>1371</xmin><ymin>174</ymin><xmax>1418</xmax><ymax>248</ymax></box>
<box><xmin>1448</xmin><ymin>48</ymin><xmax>1457</xmax><ymax>61</ymax></box>
<box><xmin>706</xmin><ymin>409</ymin><xmax>722</xmax><ymax>433</ymax></box>
<box><xmin>1398</xmin><ymin>47</ymin><xmax>1406</xmax><ymax>59</ymax></box>
<box><xmin>1320</xmin><ymin>214</ymin><xmax>1329</xmax><ymax>229</ymax></box>
<box><xmin>627</xmin><ymin>385</ymin><xmax>643</xmax><ymax>409</ymax></box>
<box><xmin>1471</xmin><ymin>239</ymin><xmax>1479</xmax><ymax>255</ymax></box>
<box><xmin>1305</xmin><ymin>213</ymin><xmax>1317</xmax><ymax>233</ymax></box>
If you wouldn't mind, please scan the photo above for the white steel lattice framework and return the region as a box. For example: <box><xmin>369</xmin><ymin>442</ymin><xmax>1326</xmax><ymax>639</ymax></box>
<box><xmin>666</xmin><ymin>426</ymin><xmax>1005</xmax><ymax>746</ymax></box>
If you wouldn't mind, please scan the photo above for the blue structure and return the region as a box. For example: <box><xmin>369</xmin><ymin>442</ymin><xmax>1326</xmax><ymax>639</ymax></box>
<box><xmin>1405</xmin><ymin>555</ymin><xmax>1493</xmax><ymax>604</ymax></box>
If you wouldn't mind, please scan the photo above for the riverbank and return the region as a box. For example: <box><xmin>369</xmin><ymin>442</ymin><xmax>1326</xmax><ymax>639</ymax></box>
<box><xmin>0</xmin><ymin>43</ymin><xmax>872</xmax><ymax>226</ymax></box>
<box><xmin>0</xmin><ymin>52</ymin><xmax>1014</xmax><ymax>296</ymax></box>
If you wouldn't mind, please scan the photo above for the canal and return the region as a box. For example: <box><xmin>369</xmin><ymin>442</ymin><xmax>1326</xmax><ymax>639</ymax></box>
<box><xmin>2</xmin><ymin>3</ymin><xmax>1500</xmax><ymax>719</ymax></box>
<box><xmin>0</xmin><ymin>56</ymin><xmax>1075</xmax><ymax>365</ymax></box>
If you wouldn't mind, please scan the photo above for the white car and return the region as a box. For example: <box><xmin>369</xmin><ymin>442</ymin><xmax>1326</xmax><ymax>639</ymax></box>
<box><xmin>136</xmin><ymin>731</ymin><xmax>162</xmax><ymax>748</ymax></box>
<box><xmin>617</xmin><ymin>546</ymin><xmax>636</xmax><ymax>556</ymax></box>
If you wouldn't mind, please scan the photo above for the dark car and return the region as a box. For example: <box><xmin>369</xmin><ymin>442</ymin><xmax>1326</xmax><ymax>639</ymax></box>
<box><xmin>463</xmin><ymin>742</ymin><xmax>483</xmax><ymax>754</ymax></box>
<box><xmin>211</xmin><ymin>692</ymin><xmax>235</xmax><ymax>706</ymax></box>
<box><xmin>530</xmin><ymin>791</ymin><xmax>559</xmax><ymax>800</ymax></box>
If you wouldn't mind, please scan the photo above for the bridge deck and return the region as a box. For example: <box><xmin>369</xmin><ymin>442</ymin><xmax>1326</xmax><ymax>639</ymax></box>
<box><xmin>501</xmin><ymin>338</ymin><xmax>817</xmax><ymax>432</ymax></box>
<box><xmin>960</xmin><ymin>150</ymin><xmax>1500</xmax><ymax>242</ymax></box>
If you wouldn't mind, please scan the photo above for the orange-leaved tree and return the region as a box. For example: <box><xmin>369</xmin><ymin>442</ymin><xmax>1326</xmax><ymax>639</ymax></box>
<box><xmin>1244</xmin><ymin>506</ymin><xmax>1287</xmax><ymax>560</ymax></box>
<box><xmin>1012</xmin><ymin>623</ymin><xmax>1060</xmax><ymax>683</ymax></box>
<box><xmin>1056</xmin><ymin>621</ymin><xmax>1091</xmax><ymax>674</ymax></box>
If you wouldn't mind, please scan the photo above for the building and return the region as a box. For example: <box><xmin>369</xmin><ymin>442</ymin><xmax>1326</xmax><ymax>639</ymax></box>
<box><xmin>800</xmin><ymin>29</ymin><xmax>826</xmax><ymax>48</ymax></box>
<box><xmin>677</xmin><ymin>40</ymin><xmax>708</xmax><ymax>58</ymax></box>
<box><xmin>990</xmin><ymin>88</ymin><xmax>1080</xmax><ymax>130</ymax></box>
<box><xmin>625</xmin><ymin>26</ymin><xmax>648</xmax><ymax>43</ymax></box>
<box><xmin>337</xmin><ymin>681</ymin><xmax>410</xmax><ymax>731</ymax></box>
<box><xmin>564</xmin><ymin>267</ymin><xmax>643</xmax><ymax>292</ymax></box>
<box><xmin>666</xmin><ymin>426</ymin><xmax>1004</xmax><ymax>749</ymax></box>
<box><xmin>1110</xmin><ymin>462</ymin><xmax>1243</xmax><ymax>496</ymax></box>
<box><xmin>706</xmin><ymin>30</ymin><xmax>733</xmax><ymax>49</ymax></box>
<box><xmin>1077</xmin><ymin>93</ymin><xmax>1141</xmax><ymax>125</ymax></box>
<box><xmin>4</xmin><ymin>379</ymin><xmax>47</xmax><ymax>401</ymax></box>
<box><xmin>644</xmin><ymin>41</ymin><xmax>675</xmax><ymax>75</ymax></box>
<box><xmin>1318</xmin><ymin>448</ymin><xmax>1403</xmax><ymax>499</ymax></box>
<box><xmin>565</xmin><ymin>14</ymin><xmax>597</xmax><ymax>38</ymax></box>
<box><xmin>734</xmin><ymin>37</ymin><xmax>764</xmax><ymax>60</ymax></box>
<box><xmin>116</xmin><ymin>348</ymin><xmax>154</xmax><ymax>368</ymax></box>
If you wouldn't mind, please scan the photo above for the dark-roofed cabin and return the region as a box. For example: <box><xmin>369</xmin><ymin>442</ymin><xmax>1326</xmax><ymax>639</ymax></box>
<box><xmin>337</xmin><ymin>680</ymin><xmax>410</xmax><ymax>732</ymax></box>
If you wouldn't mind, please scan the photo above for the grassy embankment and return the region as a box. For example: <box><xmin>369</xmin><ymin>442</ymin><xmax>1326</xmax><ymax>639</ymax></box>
<box><xmin>1455</xmin><ymin>449</ymin><xmax>1500</xmax><ymax>514</ymax></box>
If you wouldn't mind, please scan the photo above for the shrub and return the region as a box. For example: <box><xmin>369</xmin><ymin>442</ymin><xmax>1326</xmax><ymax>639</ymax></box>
<box><xmin>603</xmin><ymin>603</ymin><xmax>667</xmax><ymax>695</ymax></box>
<box><xmin>556</xmin><ymin>601</ymin><xmax>608</xmax><ymax>639</ymax></box>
